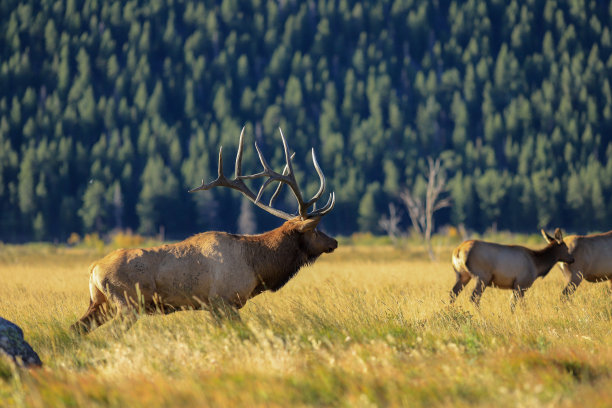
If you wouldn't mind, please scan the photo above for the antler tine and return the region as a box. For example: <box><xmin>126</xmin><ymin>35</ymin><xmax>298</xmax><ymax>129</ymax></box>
<box><xmin>189</xmin><ymin>147</ymin><xmax>227</xmax><ymax>192</ymax></box>
<box><xmin>253</xmin><ymin>141</ymin><xmax>274</xmax><ymax>175</ymax></box>
<box><xmin>234</xmin><ymin>126</ymin><xmax>246</xmax><ymax>178</ymax></box>
<box><xmin>278</xmin><ymin>128</ymin><xmax>308</xmax><ymax>218</ymax></box>
<box><xmin>255</xmin><ymin>178</ymin><xmax>277</xmax><ymax>203</ymax></box>
<box><xmin>301</xmin><ymin>148</ymin><xmax>326</xmax><ymax>209</ymax></box>
<box><xmin>269</xmin><ymin>152</ymin><xmax>294</xmax><ymax>206</ymax></box>
<box><xmin>278</xmin><ymin>128</ymin><xmax>295</xmax><ymax>179</ymax></box>
<box><xmin>237</xmin><ymin>139</ymin><xmax>280</xmax><ymax>180</ymax></box>
<box><xmin>239</xmin><ymin>130</ymin><xmax>305</xmax><ymax>215</ymax></box>
<box><xmin>309</xmin><ymin>192</ymin><xmax>335</xmax><ymax>217</ymax></box>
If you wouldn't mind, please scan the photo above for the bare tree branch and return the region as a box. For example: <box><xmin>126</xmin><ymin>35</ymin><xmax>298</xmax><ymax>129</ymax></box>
<box><xmin>399</xmin><ymin>189</ymin><xmax>426</xmax><ymax>237</ymax></box>
<box><xmin>378</xmin><ymin>203</ymin><xmax>402</xmax><ymax>243</ymax></box>
<box><xmin>400</xmin><ymin>157</ymin><xmax>451</xmax><ymax>260</ymax></box>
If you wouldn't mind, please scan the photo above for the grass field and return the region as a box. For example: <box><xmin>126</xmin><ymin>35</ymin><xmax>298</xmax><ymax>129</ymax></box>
<box><xmin>1</xmin><ymin>240</ymin><xmax>612</xmax><ymax>407</ymax></box>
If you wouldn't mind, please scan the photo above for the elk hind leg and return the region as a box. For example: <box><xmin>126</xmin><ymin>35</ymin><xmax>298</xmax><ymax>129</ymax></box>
<box><xmin>450</xmin><ymin>270</ymin><xmax>471</xmax><ymax>303</ymax></box>
<box><xmin>71</xmin><ymin>302</ymin><xmax>109</xmax><ymax>334</ymax></box>
<box><xmin>71</xmin><ymin>284</ymin><xmax>110</xmax><ymax>334</ymax></box>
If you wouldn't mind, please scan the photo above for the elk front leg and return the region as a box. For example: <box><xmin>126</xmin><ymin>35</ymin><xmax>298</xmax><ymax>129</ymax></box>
<box><xmin>562</xmin><ymin>272</ymin><xmax>583</xmax><ymax>297</ymax></box>
<box><xmin>470</xmin><ymin>277</ymin><xmax>490</xmax><ymax>306</ymax></box>
<box><xmin>510</xmin><ymin>284</ymin><xmax>527</xmax><ymax>312</ymax></box>
<box><xmin>110</xmin><ymin>303</ymin><xmax>139</xmax><ymax>334</ymax></box>
<box><xmin>207</xmin><ymin>296</ymin><xmax>242</xmax><ymax>324</ymax></box>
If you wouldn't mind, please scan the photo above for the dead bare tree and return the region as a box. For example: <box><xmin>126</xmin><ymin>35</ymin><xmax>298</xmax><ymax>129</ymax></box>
<box><xmin>399</xmin><ymin>157</ymin><xmax>451</xmax><ymax>260</ymax></box>
<box><xmin>378</xmin><ymin>203</ymin><xmax>402</xmax><ymax>244</ymax></box>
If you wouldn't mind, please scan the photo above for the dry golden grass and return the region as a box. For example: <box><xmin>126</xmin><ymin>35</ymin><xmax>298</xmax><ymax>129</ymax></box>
<box><xmin>1</xmin><ymin>242</ymin><xmax>612</xmax><ymax>407</ymax></box>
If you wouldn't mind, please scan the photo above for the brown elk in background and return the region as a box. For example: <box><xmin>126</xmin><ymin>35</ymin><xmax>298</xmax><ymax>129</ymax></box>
<box><xmin>72</xmin><ymin>127</ymin><xmax>337</xmax><ymax>334</ymax></box>
<box><xmin>546</xmin><ymin>230</ymin><xmax>612</xmax><ymax>296</ymax></box>
<box><xmin>450</xmin><ymin>229</ymin><xmax>574</xmax><ymax>308</ymax></box>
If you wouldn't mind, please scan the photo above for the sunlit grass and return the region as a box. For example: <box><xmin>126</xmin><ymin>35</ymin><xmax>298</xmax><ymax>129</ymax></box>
<box><xmin>0</xmin><ymin>242</ymin><xmax>611</xmax><ymax>407</ymax></box>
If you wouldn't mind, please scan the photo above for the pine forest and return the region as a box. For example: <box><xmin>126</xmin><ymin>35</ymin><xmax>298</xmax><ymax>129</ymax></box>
<box><xmin>1</xmin><ymin>0</ymin><xmax>612</xmax><ymax>241</ymax></box>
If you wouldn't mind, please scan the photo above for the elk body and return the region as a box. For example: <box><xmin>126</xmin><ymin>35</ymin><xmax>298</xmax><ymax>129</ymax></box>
<box><xmin>550</xmin><ymin>230</ymin><xmax>612</xmax><ymax>296</ymax></box>
<box><xmin>450</xmin><ymin>229</ymin><xmax>574</xmax><ymax>306</ymax></box>
<box><xmin>72</xmin><ymin>128</ymin><xmax>337</xmax><ymax>334</ymax></box>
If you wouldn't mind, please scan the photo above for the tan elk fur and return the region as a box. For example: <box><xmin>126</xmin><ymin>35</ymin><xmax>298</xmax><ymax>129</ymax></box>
<box><xmin>72</xmin><ymin>217</ymin><xmax>336</xmax><ymax>333</ymax></box>
<box><xmin>551</xmin><ymin>230</ymin><xmax>612</xmax><ymax>296</ymax></box>
<box><xmin>450</xmin><ymin>229</ymin><xmax>574</xmax><ymax>305</ymax></box>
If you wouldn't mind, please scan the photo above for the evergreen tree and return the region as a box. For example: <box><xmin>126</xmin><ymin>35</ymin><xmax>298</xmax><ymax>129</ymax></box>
<box><xmin>357</xmin><ymin>182</ymin><xmax>381</xmax><ymax>232</ymax></box>
<box><xmin>136</xmin><ymin>155</ymin><xmax>180</xmax><ymax>235</ymax></box>
<box><xmin>2</xmin><ymin>0</ymin><xmax>612</xmax><ymax>240</ymax></box>
<box><xmin>237</xmin><ymin>198</ymin><xmax>257</xmax><ymax>235</ymax></box>
<box><xmin>79</xmin><ymin>181</ymin><xmax>109</xmax><ymax>231</ymax></box>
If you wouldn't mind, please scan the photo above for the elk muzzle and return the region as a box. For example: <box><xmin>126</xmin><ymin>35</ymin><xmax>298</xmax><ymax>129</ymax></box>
<box><xmin>325</xmin><ymin>238</ymin><xmax>338</xmax><ymax>253</ymax></box>
<box><xmin>320</xmin><ymin>232</ymin><xmax>338</xmax><ymax>253</ymax></box>
<box><xmin>305</xmin><ymin>230</ymin><xmax>338</xmax><ymax>255</ymax></box>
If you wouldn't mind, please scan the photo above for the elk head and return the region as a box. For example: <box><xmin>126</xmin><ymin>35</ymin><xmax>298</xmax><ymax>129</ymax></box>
<box><xmin>541</xmin><ymin>228</ymin><xmax>574</xmax><ymax>264</ymax></box>
<box><xmin>189</xmin><ymin>126</ymin><xmax>337</xmax><ymax>257</ymax></box>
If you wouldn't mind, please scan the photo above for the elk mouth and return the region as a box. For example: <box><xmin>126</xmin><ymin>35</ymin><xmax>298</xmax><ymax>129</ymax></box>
<box><xmin>324</xmin><ymin>241</ymin><xmax>338</xmax><ymax>253</ymax></box>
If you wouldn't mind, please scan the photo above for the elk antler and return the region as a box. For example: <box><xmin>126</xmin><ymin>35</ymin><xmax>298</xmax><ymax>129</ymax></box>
<box><xmin>189</xmin><ymin>127</ymin><xmax>335</xmax><ymax>220</ymax></box>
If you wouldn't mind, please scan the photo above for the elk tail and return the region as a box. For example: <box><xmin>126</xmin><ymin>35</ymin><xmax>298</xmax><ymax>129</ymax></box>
<box><xmin>70</xmin><ymin>263</ymin><xmax>109</xmax><ymax>334</ymax></box>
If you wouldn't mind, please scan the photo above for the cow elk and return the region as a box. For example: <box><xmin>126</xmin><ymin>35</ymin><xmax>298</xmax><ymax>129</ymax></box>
<box><xmin>545</xmin><ymin>230</ymin><xmax>612</xmax><ymax>296</ymax></box>
<box><xmin>450</xmin><ymin>229</ymin><xmax>574</xmax><ymax>307</ymax></box>
<box><xmin>71</xmin><ymin>127</ymin><xmax>337</xmax><ymax>334</ymax></box>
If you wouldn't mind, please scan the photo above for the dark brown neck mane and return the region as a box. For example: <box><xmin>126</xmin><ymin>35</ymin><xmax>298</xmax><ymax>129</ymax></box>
<box><xmin>529</xmin><ymin>244</ymin><xmax>560</xmax><ymax>278</ymax></box>
<box><xmin>239</xmin><ymin>223</ymin><xmax>319</xmax><ymax>295</ymax></box>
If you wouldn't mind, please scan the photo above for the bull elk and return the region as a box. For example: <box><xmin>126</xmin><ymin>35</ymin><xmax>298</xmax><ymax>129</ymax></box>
<box><xmin>71</xmin><ymin>127</ymin><xmax>337</xmax><ymax>334</ymax></box>
<box><xmin>545</xmin><ymin>230</ymin><xmax>612</xmax><ymax>296</ymax></box>
<box><xmin>450</xmin><ymin>229</ymin><xmax>574</xmax><ymax>307</ymax></box>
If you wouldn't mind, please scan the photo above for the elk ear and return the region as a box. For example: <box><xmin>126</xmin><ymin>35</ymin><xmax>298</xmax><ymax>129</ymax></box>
<box><xmin>297</xmin><ymin>217</ymin><xmax>321</xmax><ymax>232</ymax></box>
<box><xmin>541</xmin><ymin>229</ymin><xmax>555</xmax><ymax>244</ymax></box>
<box><xmin>554</xmin><ymin>228</ymin><xmax>563</xmax><ymax>243</ymax></box>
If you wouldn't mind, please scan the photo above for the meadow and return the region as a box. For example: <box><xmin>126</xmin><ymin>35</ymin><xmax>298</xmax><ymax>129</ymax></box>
<box><xmin>1</xmin><ymin>237</ymin><xmax>612</xmax><ymax>407</ymax></box>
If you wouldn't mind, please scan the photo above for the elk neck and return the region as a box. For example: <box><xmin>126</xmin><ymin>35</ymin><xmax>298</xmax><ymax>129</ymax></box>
<box><xmin>241</xmin><ymin>222</ymin><xmax>314</xmax><ymax>293</ymax></box>
<box><xmin>529</xmin><ymin>244</ymin><xmax>561</xmax><ymax>278</ymax></box>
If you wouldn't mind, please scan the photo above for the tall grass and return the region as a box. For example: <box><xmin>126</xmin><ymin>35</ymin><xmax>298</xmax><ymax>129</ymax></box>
<box><xmin>0</xmin><ymin>242</ymin><xmax>611</xmax><ymax>407</ymax></box>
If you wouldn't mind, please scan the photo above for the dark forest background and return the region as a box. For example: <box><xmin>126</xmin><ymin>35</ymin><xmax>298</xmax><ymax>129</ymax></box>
<box><xmin>1</xmin><ymin>0</ymin><xmax>612</xmax><ymax>241</ymax></box>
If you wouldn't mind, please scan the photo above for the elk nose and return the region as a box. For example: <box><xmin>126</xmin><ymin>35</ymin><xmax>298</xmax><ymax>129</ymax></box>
<box><xmin>329</xmin><ymin>239</ymin><xmax>338</xmax><ymax>252</ymax></box>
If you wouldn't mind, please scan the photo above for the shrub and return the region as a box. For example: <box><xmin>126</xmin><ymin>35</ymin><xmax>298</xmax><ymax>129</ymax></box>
<box><xmin>67</xmin><ymin>232</ymin><xmax>81</xmax><ymax>246</ymax></box>
<box><xmin>82</xmin><ymin>233</ymin><xmax>105</xmax><ymax>252</ymax></box>
<box><xmin>111</xmin><ymin>230</ymin><xmax>146</xmax><ymax>249</ymax></box>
